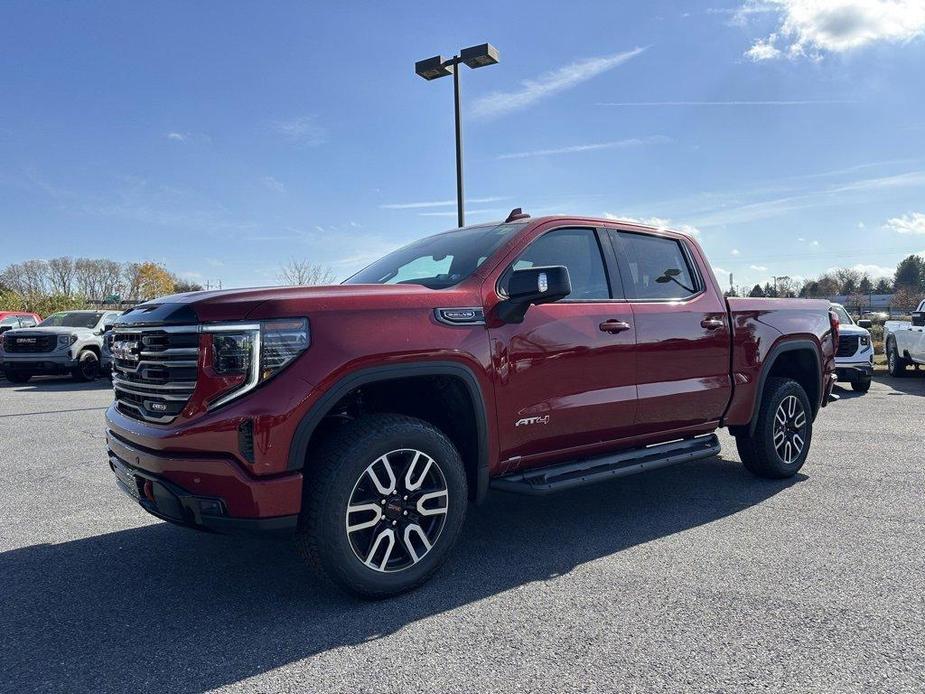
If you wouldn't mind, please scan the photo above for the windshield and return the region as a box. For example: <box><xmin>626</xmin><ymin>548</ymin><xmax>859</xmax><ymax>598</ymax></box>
<box><xmin>39</xmin><ymin>312</ymin><xmax>105</xmax><ymax>329</ymax></box>
<box><xmin>831</xmin><ymin>305</ymin><xmax>853</xmax><ymax>325</ymax></box>
<box><xmin>344</xmin><ymin>222</ymin><xmax>526</xmax><ymax>289</ymax></box>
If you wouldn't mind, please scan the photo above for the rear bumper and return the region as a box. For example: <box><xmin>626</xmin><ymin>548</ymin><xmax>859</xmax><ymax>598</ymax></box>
<box><xmin>106</xmin><ymin>429</ymin><xmax>302</xmax><ymax>535</ymax></box>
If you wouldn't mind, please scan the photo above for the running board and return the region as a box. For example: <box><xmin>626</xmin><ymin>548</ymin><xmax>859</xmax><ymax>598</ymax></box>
<box><xmin>489</xmin><ymin>435</ymin><xmax>721</xmax><ymax>496</ymax></box>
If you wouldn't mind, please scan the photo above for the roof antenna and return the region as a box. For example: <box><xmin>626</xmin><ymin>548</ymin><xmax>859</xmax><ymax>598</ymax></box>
<box><xmin>505</xmin><ymin>207</ymin><xmax>530</xmax><ymax>223</ymax></box>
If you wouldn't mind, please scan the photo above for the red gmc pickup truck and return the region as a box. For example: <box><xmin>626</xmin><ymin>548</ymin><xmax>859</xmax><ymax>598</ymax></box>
<box><xmin>106</xmin><ymin>211</ymin><xmax>837</xmax><ymax>597</ymax></box>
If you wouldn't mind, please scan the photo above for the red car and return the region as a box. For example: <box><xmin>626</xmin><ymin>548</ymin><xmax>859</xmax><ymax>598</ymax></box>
<box><xmin>105</xmin><ymin>212</ymin><xmax>836</xmax><ymax>597</ymax></box>
<box><xmin>0</xmin><ymin>311</ymin><xmax>41</xmax><ymax>335</ymax></box>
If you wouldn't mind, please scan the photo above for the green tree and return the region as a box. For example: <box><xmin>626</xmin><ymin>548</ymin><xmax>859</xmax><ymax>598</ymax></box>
<box><xmin>748</xmin><ymin>284</ymin><xmax>765</xmax><ymax>297</ymax></box>
<box><xmin>894</xmin><ymin>255</ymin><xmax>925</xmax><ymax>290</ymax></box>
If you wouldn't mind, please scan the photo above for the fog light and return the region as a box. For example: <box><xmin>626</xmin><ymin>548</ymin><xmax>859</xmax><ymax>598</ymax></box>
<box><xmin>198</xmin><ymin>499</ymin><xmax>224</xmax><ymax>517</ymax></box>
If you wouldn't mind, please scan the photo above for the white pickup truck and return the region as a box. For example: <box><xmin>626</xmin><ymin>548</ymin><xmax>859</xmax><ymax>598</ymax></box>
<box><xmin>884</xmin><ymin>299</ymin><xmax>925</xmax><ymax>376</ymax></box>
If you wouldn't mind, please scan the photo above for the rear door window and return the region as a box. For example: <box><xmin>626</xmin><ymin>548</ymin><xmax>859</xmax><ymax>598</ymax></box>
<box><xmin>612</xmin><ymin>231</ymin><xmax>699</xmax><ymax>300</ymax></box>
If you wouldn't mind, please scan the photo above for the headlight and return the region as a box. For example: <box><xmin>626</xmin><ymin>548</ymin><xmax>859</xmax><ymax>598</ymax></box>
<box><xmin>204</xmin><ymin>318</ymin><xmax>310</xmax><ymax>409</ymax></box>
<box><xmin>58</xmin><ymin>335</ymin><xmax>77</xmax><ymax>347</ymax></box>
<box><xmin>860</xmin><ymin>335</ymin><xmax>870</xmax><ymax>347</ymax></box>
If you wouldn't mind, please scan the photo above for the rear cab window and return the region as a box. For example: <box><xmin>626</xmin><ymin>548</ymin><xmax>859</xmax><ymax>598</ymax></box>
<box><xmin>609</xmin><ymin>230</ymin><xmax>701</xmax><ymax>301</ymax></box>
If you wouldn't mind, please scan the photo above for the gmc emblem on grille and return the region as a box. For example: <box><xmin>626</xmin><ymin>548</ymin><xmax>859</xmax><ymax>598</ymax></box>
<box><xmin>18</xmin><ymin>337</ymin><xmax>36</xmax><ymax>344</ymax></box>
<box><xmin>112</xmin><ymin>340</ymin><xmax>141</xmax><ymax>362</ymax></box>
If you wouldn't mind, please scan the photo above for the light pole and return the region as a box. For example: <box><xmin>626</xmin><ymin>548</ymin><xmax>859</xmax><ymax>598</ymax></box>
<box><xmin>415</xmin><ymin>43</ymin><xmax>500</xmax><ymax>228</ymax></box>
<box><xmin>772</xmin><ymin>275</ymin><xmax>791</xmax><ymax>296</ymax></box>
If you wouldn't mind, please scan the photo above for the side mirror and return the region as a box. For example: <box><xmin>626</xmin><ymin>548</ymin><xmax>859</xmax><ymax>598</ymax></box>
<box><xmin>912</xmin><ymin>312</ymin><xmax>925</xmax><ymax>327</ymax></box>
<box><xmin>857</xmin><ymin>319</ymin><xmax>872</xmax><ymax>329</ymax></box>
<box><xmin>496</xmin><ymin>265</ymin><xmax>571</xmax><ymax>323</ymax></box>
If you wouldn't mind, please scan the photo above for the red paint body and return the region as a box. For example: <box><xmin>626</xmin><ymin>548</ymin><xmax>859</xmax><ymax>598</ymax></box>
<box><xmin>105</xmin><ymin>216</ymin><xmax>835</xmax><ymax>525</ymax></box>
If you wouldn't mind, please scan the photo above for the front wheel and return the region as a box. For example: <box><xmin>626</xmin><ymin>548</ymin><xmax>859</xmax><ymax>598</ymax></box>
<box><xmin>735</xmin><ymin>377</ymin><xmax>813</xmax><ymax>479</ymax></box>
<box><xmin>4</xmin><ymin>370</ymin><xmax>31</xmax><ymax>383</ymax></box>
<box><xmin>296</xmin><ymin>414</ymin><xmax>468</xmax><ymax>598</ymax></box>
<box><xmin>887</xmin><ymin>340</ymin><xmax>907</xmax><ymax>377</ymax></box>
<box><xmin>72</xmin><ymin>350</ymin><xmax>100</xmax><ymax>381</ymax></box>
<box><xmin>851</xmin><ymin>374</ymin><xmax>871</xmax><ymax>393</ymax></box>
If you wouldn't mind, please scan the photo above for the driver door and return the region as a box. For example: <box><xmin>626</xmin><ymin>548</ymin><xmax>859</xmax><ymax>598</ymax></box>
<box><xmin>487</xmin><ymin>226</ymin><xmax>638</xmax><ymax>470</ymax></box>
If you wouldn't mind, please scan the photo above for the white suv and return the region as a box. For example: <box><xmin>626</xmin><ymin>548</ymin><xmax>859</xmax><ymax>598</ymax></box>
<box><xmin>831</xmin><ymin>303</ymin><xmax>873</xmax><ymax>393</ymax></box>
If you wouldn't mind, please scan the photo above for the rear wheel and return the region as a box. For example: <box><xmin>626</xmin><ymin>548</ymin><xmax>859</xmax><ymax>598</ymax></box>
<box><xmin>887</xmin><ymin>339</ymin><xmax>907</xmax><ymax>377</ymax></box>
<box><xmin>296</xmin><ymin>414</ymin><xmax>467</xmax><ymax>598</ymax></box>
<box><xmin>735</xmin><ymin>377</ymin><xmax>812</xmax><ymax>479</ymax></box>
<box><xmin>851</xmin><ymin>374</ymin><xmax>871</xmax><ymax>393</ymax></box>
<box><xmin>72</xmin><ymin>350</ymin><xmax>100</xmax><ymax>381</ymax></box>
<box><xmin>3</xmin><ymin>370</ymin><xmax>31</xmax><ymax>383</ymax></box>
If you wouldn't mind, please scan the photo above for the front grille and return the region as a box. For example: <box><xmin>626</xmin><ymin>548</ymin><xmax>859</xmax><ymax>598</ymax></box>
<box><xmin>3</xmin><ymin>334</ymin><xmax>56</xmax><ymax>353</ymax></box>
<box><xmin>111</xmin><ymin>325</ymin><xmax>199</xmax><ymax>423</ymax></box>
<box><xmin>837</xmin><ymin>335</ymin><xmax>860</xmax><ymax>357</ymax></box>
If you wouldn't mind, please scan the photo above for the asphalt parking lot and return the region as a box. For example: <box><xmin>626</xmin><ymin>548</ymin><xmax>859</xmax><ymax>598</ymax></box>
<box><xmin>1</xmin><ymin>374</ymin><xmax>923</xmax><ymax>693</ymax></box>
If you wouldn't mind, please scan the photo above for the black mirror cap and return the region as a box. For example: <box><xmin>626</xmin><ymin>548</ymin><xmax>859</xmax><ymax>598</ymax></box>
<box><xmin>497</xmin><ymin>266</ymin><xmax>571</xmax><ymax>323</ymax></box>
<box><xmin>912</xmin><ymin>312</ymin><xmax>925</xmax><ymax>327</ymax></box>
<box><xmin>857</xmin><ymin>319</ymin><xmax>872</xmax><ymax>329</ymax></box>
<box><xmin>507</xmin><ymin>265</ymin><xmax>571</xmax><ymax>301</ymax></box>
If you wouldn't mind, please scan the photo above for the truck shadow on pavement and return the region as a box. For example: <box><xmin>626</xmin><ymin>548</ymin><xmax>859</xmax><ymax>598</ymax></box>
<box><xmin>0</xmin><ymin>456</ymin><xmax>802</xmax><ymax>693</ymax></box>
<box><xmin>0</xmin><ymin>375</ymin><xmax>113</xmax><ymax>392</ymax></box>
<box><xmin>873</xmin><ymin>371</ymin><xmax>925</xmax><ymax>397</ymax></box>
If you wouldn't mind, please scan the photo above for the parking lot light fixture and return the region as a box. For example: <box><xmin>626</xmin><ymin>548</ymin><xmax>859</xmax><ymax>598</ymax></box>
<box><xmin>415</xmin><ymin>42</ymin><xmax>500</xmax><ymax>228</ymax></box>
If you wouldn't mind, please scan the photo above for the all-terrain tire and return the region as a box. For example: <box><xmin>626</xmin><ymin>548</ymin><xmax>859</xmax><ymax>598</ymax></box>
<box><xmin>295</xmin><ymin>414</ymin><xmax>468</xmax><ymax>599</ymax></box>
<box><xmin>72</xmin><ymin>350</ymin><xmax>100</xmax><ymax>382</ymax></box>
<box><xmin>735</xmin><ymin>377</ymin><xmax>813</xmax><ymax>479</ymax></box>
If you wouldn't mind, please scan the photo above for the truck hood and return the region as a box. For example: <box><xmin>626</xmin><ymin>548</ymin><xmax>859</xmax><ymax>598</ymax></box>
<box><xmin>3</xmin><ymin>326</ymin><xmax>95</xmax><ymax>337</ymax></box>
<box><xmin>118</xmin><ymin>283</ymin><xmax>481</xmax><ymax>324</ymax></box>
<box><xmin>838</xmin><ymin>324</ymin><xmax>870</xmax><ymax>336</ymax></box>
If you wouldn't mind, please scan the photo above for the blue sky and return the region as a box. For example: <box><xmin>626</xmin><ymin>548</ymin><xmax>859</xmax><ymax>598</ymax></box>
<box><xmin>2</xmin><ymin>0</ymin><xmax>925</xmax><ymax>290</ymax></box>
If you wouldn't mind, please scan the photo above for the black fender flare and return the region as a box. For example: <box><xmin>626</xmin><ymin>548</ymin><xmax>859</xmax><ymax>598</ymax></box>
<box><xmin>745</xmin><ymin>338</ymin><xmax>822</xmax><ymax>436</ymax></box>
<box><xmin>287</xmin><ymin>361</ymin><xmax>491</xmax><ymax>502</ymax></box>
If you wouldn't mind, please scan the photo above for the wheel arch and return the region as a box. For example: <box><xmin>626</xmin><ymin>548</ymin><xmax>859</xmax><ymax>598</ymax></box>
<box><xmin>740</xmin><ymin>339</ymin><xmax>822</xmax><ymax>437</ymax></box>
<box><xmin>288</xmin><ymin>361</ymin><xmax>492</xmax><ymax>503</ymax></box>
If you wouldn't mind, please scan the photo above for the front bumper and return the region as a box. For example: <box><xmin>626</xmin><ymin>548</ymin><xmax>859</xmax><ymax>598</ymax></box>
<box><xmin>106</xmin><ymin>429</ymin><xmax>302</xmax><ymax>535</ymax></box>
<box><xmin>835</xmin><ymin>358</ymin><xmax>874</xmax><ymax>380</ymax></box>
<box><xmin>2</xmin><ymin>353</ymin><xmax>77</xmax><ymax>375</ymax></box>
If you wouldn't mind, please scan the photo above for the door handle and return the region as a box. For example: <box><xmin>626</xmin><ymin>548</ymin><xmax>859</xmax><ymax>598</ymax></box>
<box><xmin>701</xmin><ymin>318</ymin><xmax>725</xmax><ymax>330</ymax></box>
<box><xmin>599</xmin><ymin>320</ymin><xmax>631</xmax><ymax>333</ymax></box>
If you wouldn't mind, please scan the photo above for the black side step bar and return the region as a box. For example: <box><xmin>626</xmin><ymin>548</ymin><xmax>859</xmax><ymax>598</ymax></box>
<box><xmin>489</xmin><ymin>434</ymin><xmax>721</xmax><ymax>496</ymax></box>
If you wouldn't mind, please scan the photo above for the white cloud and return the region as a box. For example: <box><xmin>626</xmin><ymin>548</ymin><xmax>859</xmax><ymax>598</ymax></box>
<box><xmin>847</xmin><ymin>263</ymin><xmax>895</xmax><ymax>278</ymax></box>
<box><xmin>496</xmin><ymin>136</ymin><xmax>669</xmax><ymax>160</ymax></box>
<box><xmin>750</xmin><ymin>264</ymin><xmax>769</xmax><ymax>271</ymax></box>
<box><xmin>271</xmin><ymin>116</ymin><xmax>326</xmax><ymax>146</ymax></box>
<box><xmin>471</xmin><ymin>47</ymin><xmax>647</xmax><ymax>119</ymax></box>
<box><xmin>797</xmin><ymin>236</ymin><xmax>806</xmax><ymax>242</ymax></box>
<box><xmin>811</xmin><ymin>240</ymin><xmax>820</xmax><ymax>246</ymax></box>
<box><xmin>603</xmin><ymin>213</ymin><xmax>701</xmax><ymax>237</ymax></box>
<box><xmin>731</xmin><ymin>248</ymin><xmax>741</xmax><ymax>255</ymax></box>
<box><xmin>260</xmin><ymin>175</ymin><xmax>286</xmax><ymax>193</ymax></box>
<box><xmin>166</xmin><ymin>132</ymin><xmax>189</xmax><ymax>141</ymax></box>
<box><xmin>713</xmin><ymin>266</ymin><xmax>730</xmax><ymax>275</ymax></box>
<box><xmin>746</xmin><ymin>36</ymin><xmax>784</xmax><ymax>59</ymax></box>
<box><xmin>380</xmin><ymin>196</ymin><xmax>507</xmax><ymax>210</ymax></box>
<box><xmin>741</xmin><ymin>0</ymin><xmax>925</xmax><ymax>61</ymax></box>
<box><xmin>857</xmin><ymin>221</ymin><xmax>865</xmax><ymax>228</ymax></box>
<box><xmin>597</xmin><ymin>98</ymin><xmax>854</xmax><ymax>106</ymax></box>
<box><xmin>884</xmin><ymin>211</ymin><xmax>925</xmax><ymax>234</ymax></box>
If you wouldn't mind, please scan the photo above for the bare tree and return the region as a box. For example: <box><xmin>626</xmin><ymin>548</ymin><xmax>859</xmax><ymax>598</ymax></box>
<box><xmin>74</xmin><ymin>258</ymin><xmax>124</xmax><ymax>300</ymax></box>
<box><xmin>832</xmin><ymin>267</ymin><xmax>862</xmax><ymax>295</ymax></box>
<box><xmin>47</xmin><ymin>256</ymin><xmax>77</xmax><ymax>296</ymax></box>
<box><xmin>277</xmin><ymin>259</ymin><xmax>336</xmax><ymax>286</ymax></box>
<box><xmin>0</xmin><ymin>260</ymin><xmax>50</xmax><ymax>297</ymax></box>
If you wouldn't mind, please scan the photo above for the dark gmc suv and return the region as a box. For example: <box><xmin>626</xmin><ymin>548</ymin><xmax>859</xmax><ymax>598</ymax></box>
<box><xmin>105</xmin><ymin>211</ymin><xmax>837</xmax><ymax>597</ymax></box>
